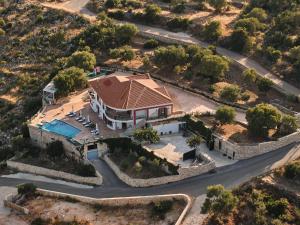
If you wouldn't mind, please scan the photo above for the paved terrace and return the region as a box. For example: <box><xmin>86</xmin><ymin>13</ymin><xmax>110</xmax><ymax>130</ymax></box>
<box><xmin>30</xmin><ymin>90</ymin><xmax>122</xmax><ymax>144</ymax></box>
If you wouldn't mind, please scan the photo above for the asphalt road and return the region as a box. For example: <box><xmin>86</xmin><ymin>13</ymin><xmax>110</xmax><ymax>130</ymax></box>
<box><xmin>1</xmin><ymin>143</ymin><xmax>299</xmax><ymax>198</ymax></box>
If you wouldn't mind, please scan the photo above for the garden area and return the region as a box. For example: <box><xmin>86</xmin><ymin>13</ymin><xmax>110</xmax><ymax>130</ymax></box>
<box><xmin>6</xmin><ymin>183</ymin><xmax>185</xmax><ymax>225</ymax></box>
<box><xmin>104</xmin><ymin>137</ymin><xmax>179</xmax><ymax>179</ymax></box>
<box><xmin>201</xmin><ymin>158</ymin><xmax>300</xmax><ymax>225</ymax></box>
<box><xmin>11</xmin><ymin>137</ymin><xmax>96</xmax><ymax>177</ymax></box>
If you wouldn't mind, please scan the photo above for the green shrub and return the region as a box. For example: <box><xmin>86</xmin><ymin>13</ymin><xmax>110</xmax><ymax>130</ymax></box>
<box><xmin>215</xmin><ymin>106</ymin><xmax>236</xmax><ymax>124</ymax></box>
<box><xmin>66</xmin><ymin>50</ymin><xmax>96</xmax><ymax>71</ymax></box>
<box><xmin>278</xmin><ymin>115</ymin><xmax>298</xmax><ymax>135</ymax></box>
<box><xmin>105</xmin><ymin>0</ymin><xmax>121</xmax><ymax>8</ymax></box>
<box><xmin>230</xmin><ymin>28</ymin><xmax>253</xmax><ymax>53</ymax></box>
<box><xmin>76</xmin><ymin>163</ymin><xmax>96</xmax><ymax>177</ymax></box>
<box><xmin>235</xmin><ymin>17</ymin><xmax>265</xmax><ymax>35</ymax></box>
<box><xmin>0</xmin><ymin>146</ymin><xmax>14</xmax><ymax>162</ymax></box>
<box><xmin>0</xmin><ymin>28</ymin><xmax>5</xmax><ymax>36</ymax></box>
<box><xmin>172</xmin><ymin>3</ymin><xmax>185</xmax><ymax>13</ymax></box>
<box><xmin>256</xmin><ymin>77</ymin><xmax>273</xmax><ymax>92</ymax></box>
<box><xmin>120</xmin><ymin>158</ymin><xmax>130</xmax><ymax>170</ymax></box>
<box><xmin>133</xmin><ymin>127</ymin><xmax>160</xmax><ymax>143</ymax></box>
<box><xmin>107</xmin><ymin>10</ymin><xmax>125</xmax><ymax>20</ymax></box>
<box><xmin>284</xmin><ymin>162</ymin><xmax>300</xmax><ymax>180</ymax></box>
<box><xmin>266</xmin><ymin>198</ymin><xmax>289</xmax><ymax>218</ymax></box>
<box><xmin>243</xmin><ymin>68</ymin><xmax>257</xmax><ymax>84</ymax></box>
<box><xmin>151</xmin><ymin>200</ymin><xmax>173</xmax><ymax>219</ymax></box>
<box><xmin>241</xmin><ymin>92</ymin><xmax>250</xmax><ymax>101</ymax></box>
<box><xmin>143</xmin><ymin>39</ymin><xmax>159</xmax><ymax>49</ymax></box>
<box><xmin>17</xmin><ymin>183</ymin><xmax>37</xmax><ymax>195</ymax></box>
<box><xmin>154</xmin><ymin>45</ymin><xmax>187</xmax><ymax>69</ymax></box>
<box><xmin>245</xmin><ymin>7</ymin><xmax>268</xmax><ymax>22</ymax></box>
<box><xmin>143</xmin><ymin>4</ymin><xmax>161</xmax><ymax>23</ymax></box>
<box><xmin>220</xmin><ymin>85</ymin><xmax>241</xmax><ymax>102</ymax></box>
<box><xmin>265</xmin><ymin>46</ymin><xmax>282</xmax><ymax>63</ymax></box>
<box><xmin>167</xmin><ymin>17</ymin><xmax>190</xmax><ymax>30</ymax></box>
<box><xmin>110</xmin><ymin>45</ymin><xmax>135</xmax><ymax>61</ymax></box>
<box><xmin>203</xmin><ymin>20</ymin><xmax>222</xmax><ymax>42</ymax></box>
<box><xmin>46</xmin><ymin>140</ymin><xmax>64</xmax><ymax>159</ymax></box>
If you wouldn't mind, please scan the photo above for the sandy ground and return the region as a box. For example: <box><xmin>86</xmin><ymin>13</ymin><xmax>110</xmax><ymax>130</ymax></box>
<box><xmin>22</xmin><ymin>196</ymin><xmax>184</xmax><ymax>225</ymax></box>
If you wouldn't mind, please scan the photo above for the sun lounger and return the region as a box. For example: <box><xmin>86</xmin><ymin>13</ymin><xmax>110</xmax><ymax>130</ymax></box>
<box><xmin>84</xmin><ymin>122</ymin><xmax>92</xmax><ymax>127</ymax></box>
<box><xmin>78</xmin><ymin>117</ymin><xmax>85</xmax><ymax>123</ymax></box>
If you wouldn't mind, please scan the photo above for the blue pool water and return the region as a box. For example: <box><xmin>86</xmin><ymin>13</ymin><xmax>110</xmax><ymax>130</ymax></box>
<box><xmin>42</xmin><ymin>119</ymin><xmax>81</xmax><ymax>139</ymax></box>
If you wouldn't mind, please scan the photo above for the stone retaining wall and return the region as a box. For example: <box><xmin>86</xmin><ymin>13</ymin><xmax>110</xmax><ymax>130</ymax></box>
<box><xmin>6</xmin><ymin>160</ymin><xmax>103</xmax><ymax>186</ymax></box>
<box><xmin>4</xmin><ymin>194</ymin><xmax>29</xmax><ymax>215</ymax></box>
<box><xmin>36</xmin><ymin>189</ymin><xmax>192</xmax><ymax>225</ymax></box>
<box><xmin>213</xmin><ymin>130</ymin><xmax>300</xmax><ymax>159</ymax></box>
<box><xmin>103</xmin><ymin>155</ymin><xmax>215</xmax><ymax>187</ymax></box>
<box><xmin>28</xmin><ymin>125</ymin><xmax>81</xmax><ymax>159</ymax></box>
<box><xmin>5</xmin><ymin>189</ymin><xmax>191</xmax><ymax>225</ymax></box>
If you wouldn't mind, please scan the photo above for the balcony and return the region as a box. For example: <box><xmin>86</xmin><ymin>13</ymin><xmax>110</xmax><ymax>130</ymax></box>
<box><xmin>105</xmin><ymin>108</ymin><xmax>132</xmax><ymax>121</ymax></box>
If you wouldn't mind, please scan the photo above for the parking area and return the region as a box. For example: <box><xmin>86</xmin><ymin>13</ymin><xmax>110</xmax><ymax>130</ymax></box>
<box><xmin>146</xmin><ymin>134</ymin><xmax>237</xmax><ymax>167</ymax></box>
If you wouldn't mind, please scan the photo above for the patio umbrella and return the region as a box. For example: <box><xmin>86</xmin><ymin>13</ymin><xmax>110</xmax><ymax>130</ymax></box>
<box><xmin>71</xmin><ymin>105</ymin><xmax>74</xmax><ymax>113</ymax></box>
<box><xmin>87</xmin><ymin>115</ymin><xmax>90</xmax><ymax>123</ymax></box>
<box><xmin>95</xmin><ymin>123</ymin><xmax>99</xmax><ymax>132</ymax></box>
<box><xmin>80</xmin><ymin>110</ymin><xmax>82</xmax><ymax>117</ymax></box>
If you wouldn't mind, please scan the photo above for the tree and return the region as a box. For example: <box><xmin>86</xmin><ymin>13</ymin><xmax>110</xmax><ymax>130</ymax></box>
<box><xmin>220</xmin><ymin>85</ymin><xmax>241</xmax><ymax>102</ymax></box>
<box><xmin>0</xmin><ymin>28</ymin><xmax>5</xmax><ymax>36</ymax></box>
<box><xmin>278</xmin><ymin>115</ymin><xmax>298</xmax><ymax>135</ymax></box>
<box><xmin>46</xmin><ymin>140</ymin><xmax>65</xmax><ymax>159</ymax></box>
<box><xmin>144</xmin><ymin>4</ymin><xmax>161</xmax><ymax>23</ymax></box>
<box><xmin>289</xmin><ymin>46</ymin><xmax>300</xmax><ymax>62</ymax></box>
<box><xmin>245</xmin><ymin>7</ymin><xmax>268</xmax><ymax>22</ymax></box>
<box><xmin>115</xmin><ymin>24</ymin><xmax>138</xmax><ymax>45</ymax></box>
<box><xmin>110</xmin><ymin>45</ymin><xmax>135</xmax><ymax>61</ymax></box>
<box><xmin>203</xmin><ymin>20</ymin><xmax>222</xmax><ymax>42</ymax></box>
<box><xmin>256</xmin><ymin>77</ymin><xmax>273</xmax><ymax>92</ymax></box>
<box><xmin>199</xmin><ymin>54</ymin><xmax>229</xmax><ymax>82</ymax></box>
<box><xmin>201</xmin><ymin>184</ymin><xmax>238</xmax><ymax>215</ymax></box>
<box><xmin>154</xmin><ymin>45</ymin><xmax>187</xmax><ymax>69</ymax></box>
<box><xmin>235</xmin><ymin>17</ymin><xmax>265</xmax><ymax>35</ymax></box>
<box><xmin>215</xmin><ymin>106</ymin><xmax>236</xmax><ymax>124</ymax></box>
<box><xmin>246</xmin><ymin>103</ymin><xmax>282</xmax><ymax>138</ymax></box>
<box><xmin>167</xmin><ymin>17</ymin><xmax>190</xmax><ymax>30</ymax></box>
<box><xmin>67</xmin><ymin>50</ymin><xmax>96</xmax><ymax>71</ymax></box>
<box><xmin>53</xmin><ymin>67</ymin><xmax>87</xmax><ymax>96</ymax></box>
<box><xmin>230</xmin><ymin>28</ymin><xmax>253</xmax><ymax>53</ymax></box>
<box><xmin>143</xmin><ymin>39</ymin><xmax>159</xmax><ymax>49</ymax></box>
<box><xmin>133</xmin><ymin>127</ymin><xmax>160</xmax><ymax>143</ymax></box>
<box><xmin>208</xmin><ymin>0</ymin><xmax>227</xmax><ymax>13</ymax></box>
<box><xmin>243</xmin><ymin>68</ymin><xmax>257</xmax><ymax>84</ymax></box>
<box><xmin>186</xmin><ymin>135</ymin><xmax>203</xmax><ymax>150</ymax></box>
<box><xmin>105</xmin><ymin>0</ymin><xmax>121</xmax><ymax>8</ymax></box>
<box><xmin>265</xmin><ymin>46</ymin><xmax>282</xmax><ymax>63</ymax></box>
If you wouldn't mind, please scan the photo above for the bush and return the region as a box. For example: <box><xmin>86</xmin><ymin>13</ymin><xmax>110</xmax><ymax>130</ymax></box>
<box><xmin>265</xmin><ymin>46</ymin><xmax>282</xmax><ymax>63</ymax></box>
<box><xmin>220</xmin><ymin>85</ymin><xmax>241</xmax><ymax>102</ymax></box>
<box><xmin>230</xmin><ymin>28</ymin><xmax>253</xmax><ymax>53</ymax></box>
<box><xmin>256</xmin><ymin>77</ymin><xmax>273</xmax><ymax>92</ymax></box>
<box><xmin>186</xmin><ymin>134</ymin><xmax>203</xmax><ymax>149</ymax></box>
<box><xmin>215</xmin><ymin>106</ymin><xmax>236</xmax><ymax>124</ymax></box>
<box><xmin>105</xmin><ymin>0</ymin><xmax>121</xmax><ymax>8</ymax></box>
<box><xmin>46</xmin><ymin>140</ymin><xmax>64</xmax><ymax>159</ymax></box>
<box><xmin>235</xmin><ymin>17</ymin><xmax>265</xmax><ymax>35</ymax></box>
<box><xmin>208</xmin><ymin>0</ymin><xmax>227</xmax><ymax>13</ymax></box>
<box><xmin>23</xmin><ymin>96</ymin><xmax>42</xmax><ymax>116</ymax></box>
<box><xmin>76</xmin><ymin>163</ymin><xmax>96</xmax><ymax>177</ymax></box>
<box><xmin>278</xmin><ymin>115</ymin><xmax>297</xmax><ymax>135</ymax></box>
<box><xmin>0</xmin><ymin>28</ymin><xmax>5</xmax><ymax>36</ymax></box>
<box><xmin>154</xmin><ymin>45</ymin><xmax>187</xmax><ymax>69</ymax></box>
<box><xmin>246</xmin><ymin>103</ymin><xmax>281</xmax><ymax>138</ymax></box>
<box><xmin>107</xmin><ymin>10</ymin><xmax>125</xmax><ymax>20</ymax></box>
<box><xmin>17</xmin><ymin>183</ymin><xmax>37</xmax><ymax>195</ymax></box>
<box><xmin>284</xmin><ymin>162</ymin><xmax>300</xmax><ymax>180</ymax></box>
<box><xmin>245</xmin><ymin>7</ymin><xmax>268</xmax><ymax>22</ymax></box>
<box><xmin>167</xmin><ymin>17</ymin><xmax>190</xmax><ymax>30</ymax></box>
<box><xmin>151</xmin><ymin>200</ymin><xmax>173</xmax><ymax>219</ymax></box>
<box><xmin>143</xmin><ymin>4</ymin><xmax>161</xmax><ymax>23</ymax></box>
<box><xmin>243</xmin><ymin>68</ymin><xmax>257</xmax><ymax>84</ymax></box>
<box><xmin>115</xmin><ymin>24</ymin><xmax>138</xmax><ymax>45</ymax></box>
<box><xmin>203</xmin><ymin>20</ymin><xmax>222</xmax><ymax>42</ymax></box>
<box><xmin>266</xmin><ymin>198</ymin><xmax>289</xmax><ymax>218</ymax></box>
<box><xmin>133</xmin><ymin>127</ymin><xmax>160</xmax><ymax>143</ymax></box>
<box><xmin>198</xmin><ymin>54</ymin><xmax>229</xmax><ymax>82</ymax></box>
<box><xmin>172</xmin><ymin>3</ymin><xmax>185</xmax><ymax>13</ymax></box>
<box><xmin>143</xmin><ymin>39</ymin><xmax>159</xmax><ymax>49</ymax></box>
<box><xmin>110</xmin><ymin>45</ymin><xmax>135</xmax><ymax>61</ymax></box>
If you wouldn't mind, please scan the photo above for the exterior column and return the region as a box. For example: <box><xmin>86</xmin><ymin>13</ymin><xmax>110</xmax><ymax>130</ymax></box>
<box><xmin>133</xmin><ymin>110</ymin><xmax>136</xmax><ymax>127</ymax></box>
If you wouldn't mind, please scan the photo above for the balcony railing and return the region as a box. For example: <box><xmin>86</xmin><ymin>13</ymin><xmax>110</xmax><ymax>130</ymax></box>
<box><xmin>105</xmin><ymin>109</ymin><xmax>132</xmax><ymax>121</ymax></box>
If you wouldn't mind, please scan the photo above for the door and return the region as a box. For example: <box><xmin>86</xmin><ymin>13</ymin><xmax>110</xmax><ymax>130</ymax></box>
<box><xmin>87</xmin><ymin>149</ymin><xmax>98</xmax><ymax>160</ymax></box>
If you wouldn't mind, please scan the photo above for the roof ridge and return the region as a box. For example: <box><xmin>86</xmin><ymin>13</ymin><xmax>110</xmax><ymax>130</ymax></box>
<box><xmin>125</xmin><ymin>80</ymin><xmax>133</xmax><ymax>109</ymax></box>
<box><xmin>135</xmin><ymin>79</ymin><xmax>172</xmax><ymax>101</ymax></box>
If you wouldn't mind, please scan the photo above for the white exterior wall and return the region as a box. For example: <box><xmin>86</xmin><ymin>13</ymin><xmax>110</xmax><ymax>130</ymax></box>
<box><xmin>152</xmin><ymin>122</ymin><xmax>185</xmax><ymax>135</ymax></box>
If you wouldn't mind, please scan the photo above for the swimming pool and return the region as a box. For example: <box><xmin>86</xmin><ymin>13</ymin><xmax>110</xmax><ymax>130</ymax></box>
<box><xmin>42</xmin><ymin>119</ymin><xmax>81</xmax><ymax>139</ymax></box>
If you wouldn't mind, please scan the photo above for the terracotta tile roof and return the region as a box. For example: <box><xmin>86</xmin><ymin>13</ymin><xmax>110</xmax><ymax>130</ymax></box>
<box><xmin>89</xmin><ymin>73</ymin><xmax>173</xmax><ymax>110</ymax></box>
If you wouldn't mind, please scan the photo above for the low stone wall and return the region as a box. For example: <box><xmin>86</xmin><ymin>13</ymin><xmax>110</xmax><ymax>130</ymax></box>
<box><xmin>4</xmin><ymin>194</ymin><xmax>29</xmax><ymax>215</ymax></box>
<box><xmin>214</xmin><ymin>130</ymin><xmax>300</xmax><ymax>160</ymax></box>
<box><xmin>5</xmin><ymin>189</ymin><xmax>191</xmax><ymax>225</ymax></box>
<box><xmin>103</xmin><ymin>155</ymin><xmax>215</xmax><ymax>187</ymax></box>
<box><xmin>7</xmin><ymin>160</ymin><xmax>103</xmax><ymax>186</ymax></box>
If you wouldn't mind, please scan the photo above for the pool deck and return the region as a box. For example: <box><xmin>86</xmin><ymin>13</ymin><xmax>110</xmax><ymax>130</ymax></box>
<box><xmin>30</xmin><ymin>90</ymin><xmax>122</xmax><ymax>144</ymax></box>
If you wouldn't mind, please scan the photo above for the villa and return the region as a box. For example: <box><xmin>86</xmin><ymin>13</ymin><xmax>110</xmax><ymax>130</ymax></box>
<box><xmin>88</xmin><ymin>72</ymin><xmax>185</xmax><ymax>134</ymax></box>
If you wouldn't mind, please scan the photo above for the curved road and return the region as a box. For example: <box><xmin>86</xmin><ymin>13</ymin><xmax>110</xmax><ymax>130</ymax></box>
<box><xmin>1</xmin><ymin>143</ymin><xmax>299</xmax><ymax>198</ymax></box>
<box><xmin>42</xmin><ymin>0</ymin><xmax>300</xmax><ymax>98</ymax></box>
